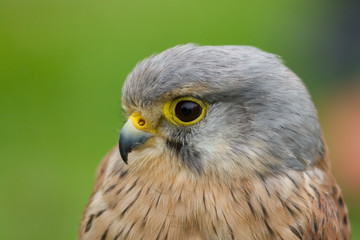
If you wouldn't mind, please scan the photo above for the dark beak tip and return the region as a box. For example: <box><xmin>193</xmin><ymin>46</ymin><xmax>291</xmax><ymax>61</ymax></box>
<box><xmin>119</xmin><ymin>139</ymin><xmax>129</xmax><ymax>164</ymax></box>
<box><xmin>118</xmin><ymin>120</ymin><xmax>152</xmax><ymax>165</ymax></box>
<box><xmin>120</xmin><ymin>151</ymin><xmax>128</xmax><ymax>164</ymax></box>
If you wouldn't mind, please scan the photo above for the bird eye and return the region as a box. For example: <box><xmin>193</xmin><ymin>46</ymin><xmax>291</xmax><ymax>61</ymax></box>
<box><xmin>163</xmin><ymin>97</ymin><xmax>208</xmax><ymax>126</ymax></box>
<box><xmin>175</xmin><ymin>101</ymin><xmax>202</xmax><ymax>122</ymax></box>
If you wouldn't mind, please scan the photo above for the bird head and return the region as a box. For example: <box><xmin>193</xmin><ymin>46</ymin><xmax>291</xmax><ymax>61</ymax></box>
<box><xmin>119</xmin><ymin>44</ymin><xmax>325</xmax><ymax>179</ymax></box>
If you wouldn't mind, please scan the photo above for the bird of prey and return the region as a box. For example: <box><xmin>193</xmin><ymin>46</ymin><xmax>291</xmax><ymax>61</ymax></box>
<box><xmin>79</xmin><ymin>44</ymin><xmax>351</xmax><ymax>240</ymax></box>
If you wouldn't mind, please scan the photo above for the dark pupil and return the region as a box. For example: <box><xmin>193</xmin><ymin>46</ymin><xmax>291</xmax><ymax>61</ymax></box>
<box><xmin>175</xmin><ymin>101</ymin><xmax>202</xmax><ymax>122</ymax></box>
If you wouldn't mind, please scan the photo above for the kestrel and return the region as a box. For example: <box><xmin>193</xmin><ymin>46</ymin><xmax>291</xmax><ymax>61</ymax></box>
<box><xmin>79</xmin><ymin>44</ymin><xmax>351</xmax><ymax>239</ymax></box>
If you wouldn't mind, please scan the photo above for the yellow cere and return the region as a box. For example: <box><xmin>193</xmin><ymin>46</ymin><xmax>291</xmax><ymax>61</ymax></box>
<box><xmin>129</xmin><ymin>112</ymin><xmax>154</xmax><ymax>132</ymax></box>
<box><xmin>163</xmin><ymin>97</ymin><xmax>208</xmax><ymax>126</ymax></box>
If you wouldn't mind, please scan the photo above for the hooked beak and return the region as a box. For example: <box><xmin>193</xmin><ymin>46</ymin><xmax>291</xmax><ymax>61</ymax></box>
<box><xmin>119</xmin><ymin>118</ymin><xmax>153</xmax><ymax>164</ymax></box>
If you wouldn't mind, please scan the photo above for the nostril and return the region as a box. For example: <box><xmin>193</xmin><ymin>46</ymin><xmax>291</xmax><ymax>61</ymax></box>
<box><xmin>138</xmin><ymin>119</ymin><xmax>146</xmax><ymax>126</ymax></box>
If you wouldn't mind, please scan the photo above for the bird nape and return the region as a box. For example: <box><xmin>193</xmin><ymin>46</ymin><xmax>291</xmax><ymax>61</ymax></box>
<box><xmin>79</xmin><ymin>44</ymin><xmax>351</xmax><ymax>240</ymax></box>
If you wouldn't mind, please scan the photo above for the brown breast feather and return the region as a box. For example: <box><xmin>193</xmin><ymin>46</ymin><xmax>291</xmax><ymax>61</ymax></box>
<box><xmin>79</xmin><ymin>146</ymin><xmax>351</xmax><ymax>240</ymax></box>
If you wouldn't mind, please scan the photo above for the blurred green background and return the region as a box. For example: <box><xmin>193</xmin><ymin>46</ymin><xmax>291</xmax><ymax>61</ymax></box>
<box><xmin>1</xmin><ymin>0</ymin><xmax>359</xmax><ymax>239</ymax></box>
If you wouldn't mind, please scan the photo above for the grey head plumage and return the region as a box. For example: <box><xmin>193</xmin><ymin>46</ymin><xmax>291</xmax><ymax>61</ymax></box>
<box><xmin>121</xmin><ymin>44</ymin><xmax>325</xmax><ymax>177</ymax></box>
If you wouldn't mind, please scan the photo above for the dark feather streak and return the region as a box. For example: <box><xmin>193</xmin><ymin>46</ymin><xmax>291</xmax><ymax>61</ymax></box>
<box><xmin>142</xmin><ymin>205</ymin><xmax>152</xmax><ymax>227</ymax></box>
<box><xmin>104</xmin><ymin>184</ymin><xmax>117</xmax><ymax>194</ymax></box>
<box><xmin>338</xmin><ymin>196</ymin><xmax>344</xmax><ymax>207</ymax></box>
<box><xmin>101</xmin><ymin>228</ymin><xmax>108</xmax><ymax>240</ymax></box>
<box><xmin>222</xmin><ymin>210</ymin><xmax>234</xmax><ymax>240</ymax></box>
<box><xmin>212</xmin><ymin>222</ymin><xmax>218</xmax><ymax>235</ymax></box>
<box><xmin>247</xmin><ymin>201</ymin><xmax>255</xmax><ymax>215</ymax></box>
<box><xmin>85</xmin><ymin>214</ymin><xmax>94</xmax><ymax>232</ymax></box>
<box><xmin>264</xmin><ymin>220</ymin><xmax>275</xmax><ymax>236</ymax></box>
<box><xmin>126</xmin><ymin>178</ymin><xmax>139</xmax><ymax>194</ymax></box>
<box><xmin>313</xmin><ymin>217</ymin><xmax>318</xmax><ymax>234</ymax></box>
<box><xmin>119</xmin><ymin>170</ymin><xmax>129</xmax><ymax>178</ymax></box>
<box><xmin>289</xmin><ymin>224</ymin><xmax>302</xmax><ymax>239</ymax></box>
<box><xmin>119</xmin><ymin>190</ymin><xmax>142</xmax><ymax>219</ymax></box>
<box><xmin>155</xmin><ymin>221</ymin><xmax>166</xmax><ymax>240</ymax></box>
<box><xmin>96</xmin><ymin>209</ymin><xmax>106</xmax><ymax>218</ymax></box>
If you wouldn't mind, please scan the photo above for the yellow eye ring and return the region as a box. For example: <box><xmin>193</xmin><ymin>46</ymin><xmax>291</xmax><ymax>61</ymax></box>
<box><xmin>163</xmin><ymin>97</ymin><xmax>208</xmax><ymax>126</ymax></box>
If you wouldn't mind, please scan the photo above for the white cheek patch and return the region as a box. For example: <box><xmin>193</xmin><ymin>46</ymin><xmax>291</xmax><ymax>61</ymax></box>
<box><xmin>195</xmin><ymin>137</ymin><xmax>238</xmax><ymax>172</ymax></box>
<box><xmin>127</xmin><ymin>137</ymin><xmax>169</xmax><ymax>170</ymax></box>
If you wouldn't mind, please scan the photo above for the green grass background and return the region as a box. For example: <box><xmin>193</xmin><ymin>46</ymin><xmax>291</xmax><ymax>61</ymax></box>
<box><xmin>0</xmin><ymin>0</ymin><xmax>359</xmax><ymax>239</ymax></box>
